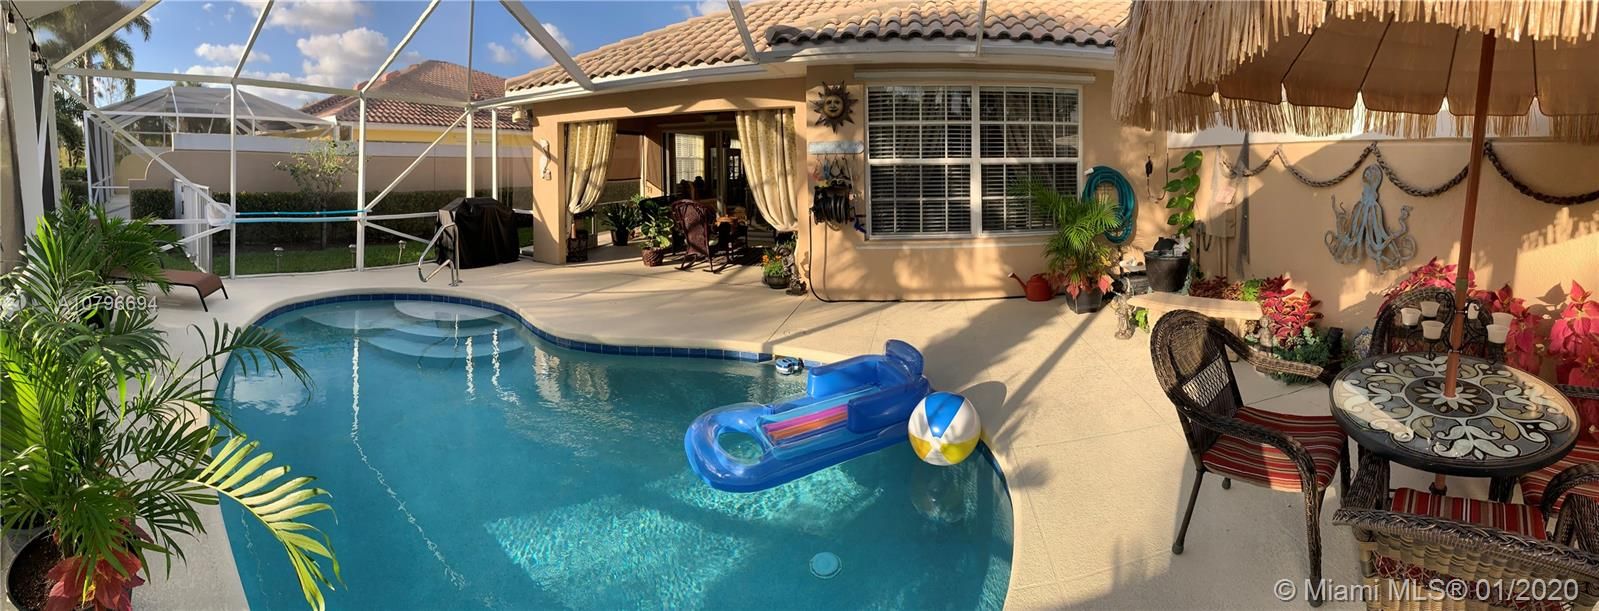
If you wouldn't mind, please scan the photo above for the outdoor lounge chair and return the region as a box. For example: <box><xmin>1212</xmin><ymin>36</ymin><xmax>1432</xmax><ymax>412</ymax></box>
<box><xmin>1336</xmin><ymin>451</ymin><xmax>1599</xmax><ymax>610</ymax></box>
<box><xmin>111</xmin><ymin>268</ymin><xmax>229</xmax><ymax>312</ymax></box>
<box><xmin>1150</xmin><ymin>310</ymin><xmax>1347</xmax><ymax>606</ymax></box>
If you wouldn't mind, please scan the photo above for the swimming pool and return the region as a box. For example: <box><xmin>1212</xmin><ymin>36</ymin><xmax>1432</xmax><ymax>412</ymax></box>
<box><xmin>218</xmin><ymin>296</ymin><xmax>1013</xmax><ymax>610</ymax></box>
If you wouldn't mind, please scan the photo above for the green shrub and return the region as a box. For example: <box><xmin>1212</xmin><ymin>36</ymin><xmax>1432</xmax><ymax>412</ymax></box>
<box><xmin>126</xmin><ymin>188</ymin><xmax>532</xmax><ymax>250</ymax></box>
<box><xmin>62</xmin><ymin>179</ymin><xmax>87</xmax><ymax>205</ymax></box>
<box><xmin>60</xmin><ymin>166</ymin><xmax>87</xmax><ymax>181</ymax></box>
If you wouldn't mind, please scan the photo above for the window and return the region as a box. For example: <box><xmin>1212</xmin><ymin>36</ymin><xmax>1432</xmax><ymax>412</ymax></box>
<box><xmin>866</xmin><ymin>85</ymin><xmax>1080</xmax><ymax>236</ymax></box>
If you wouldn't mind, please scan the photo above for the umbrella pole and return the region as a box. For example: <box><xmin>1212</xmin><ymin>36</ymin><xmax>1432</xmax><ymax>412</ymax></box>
<box><xmin>1444</xmin><ymin>31</ymin><xmax>1496</xmax><ymax>399</ymax></box>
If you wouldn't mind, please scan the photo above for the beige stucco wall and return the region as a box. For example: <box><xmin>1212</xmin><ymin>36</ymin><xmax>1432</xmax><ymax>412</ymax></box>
<box><xmin>521</xmin><ymin>64</ymin><xmax>1166</xmax><ymax>301</ymax></box>
<box><xmin>797</xmin><ymin>65</ymin><xmax>1164</xmax><ymax>300</ymax></box>
<box><xmin>1177</xmin><ymin>138</ymin><xmax>1599</xmax><ymax>330</ymax></box>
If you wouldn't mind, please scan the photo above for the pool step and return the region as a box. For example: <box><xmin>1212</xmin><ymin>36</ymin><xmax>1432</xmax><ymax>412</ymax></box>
<box><xmin>363</xmin><ymin>331</ymin><xmax>527</xmax><ymax>364</ymax></box>
<box><xmin>385</xmin><ymin>320</ymin><xmax>521</xmax><ymax>343</ymax></box>
<box><xmin>300</xmin><ymin>308</ymin><xmax>406</xmax><ymax>332</ymax></box>
<box><xmin>391</xmin><ymin>301</ymin><xmax>505</xmax><ymax>328</ymax></box>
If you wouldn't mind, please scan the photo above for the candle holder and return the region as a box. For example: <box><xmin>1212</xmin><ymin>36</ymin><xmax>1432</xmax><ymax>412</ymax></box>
<box><xmin>1386</xmin><ymin>297</ymin><xmax>1499</xmax><ymax>363</ymax></box>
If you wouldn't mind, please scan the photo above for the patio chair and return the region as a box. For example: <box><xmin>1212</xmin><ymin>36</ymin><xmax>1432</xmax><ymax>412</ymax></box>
<box><xmin>1336</xmin><ymin>451</ymin><xmax>1599</xmax><ymax>610</ymax></box>
<box><xmin>670</xmin><ymin>199</ymin><xmax>727</xmax><ymax>272</ymax></box>
<box><xmin>1371</xmin><ymin>286</ymin><xmax>1491</xmax><ymax>358</ymax></box>
<box><xmin>1502</xmin><ymin>385</ymin><xmax>1599</xmax><ymax>515</ymax></box>
<box><xmin>1150</xmin><ymin>310</ymin><xmax>1348</xmax><ymax>606</ymax></box>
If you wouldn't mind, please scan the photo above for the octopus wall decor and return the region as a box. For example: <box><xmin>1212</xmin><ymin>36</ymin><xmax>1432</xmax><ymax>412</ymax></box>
<box><xmin>1325</xmin><ymin>165</ymin><xmax>1417</xmax><ymax>272</ymax></box>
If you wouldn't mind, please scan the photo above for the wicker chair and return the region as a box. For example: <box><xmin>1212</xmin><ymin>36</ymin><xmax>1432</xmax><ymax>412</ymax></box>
<box><xmin>1150</xmin><ymin>310</ymin><xmax>1349</xmax><ymax>606</ymax></box>
<box><xmin>1336</xmin><ymin>451</ymin><xmax>1599</xmax><ymax>610</ymax></box>
<box><xmin>1506</xmin><ymin>385</ymin><xmax>1599</xmax><ymax>516</ymax></box>
<box><xmin>669</xmin><ymin>199</ymin><xmax>726</xmax><ymax>272</ymax></box>
<box><xmin>1371</xmin><ymin>286</ymin><xmax>1492</xmax><ymax>358</ymax></box>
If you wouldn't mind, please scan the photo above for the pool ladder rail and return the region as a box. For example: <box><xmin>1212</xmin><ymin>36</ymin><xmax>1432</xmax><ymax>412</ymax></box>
<box><xmin>417</xmin><ymin>222</ymin><xmax>460</xmax><ymax>287</ymax></box>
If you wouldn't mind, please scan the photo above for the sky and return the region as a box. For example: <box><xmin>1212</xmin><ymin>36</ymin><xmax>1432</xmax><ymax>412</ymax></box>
<box><xmin>104</xmin><ymin>0</ymin><xmax>744</xmax><ymax>108</ymax></box>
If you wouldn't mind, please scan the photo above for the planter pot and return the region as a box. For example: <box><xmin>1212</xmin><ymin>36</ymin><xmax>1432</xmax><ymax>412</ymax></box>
<box><xmin>641</xmin><ymin>248</ymin><xmax>665</xmax><ymax>267</ymax></box>
<box><xmin>610</xmin><ymin>229</ymin><xmax>630</xmax><ymax>247</ymax></box>
<box><xmin>1144</xmin><ymin>252</ymin><xmax>1191</xmax><ymax>293</ymax></box>
<box><xmin>763</xmin><ymin>275</ymin><xmax>789</xmax><ymax>290</ymax></box>
<box><xmin>8</xmin><ymin>531</ymin><xmax>64</xmax><ymax>611</ymax></box>
<box><xmin>1066</xmin><ymin>286</ymin><xmax>1105</xmax><ymax>314</ymax></box>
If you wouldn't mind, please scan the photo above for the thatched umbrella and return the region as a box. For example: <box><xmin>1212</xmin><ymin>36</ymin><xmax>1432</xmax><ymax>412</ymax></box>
<box><xmin>1114</xmin><ymin>0</ymin><xmax>1598</xmax><ymax>399</ymax></box>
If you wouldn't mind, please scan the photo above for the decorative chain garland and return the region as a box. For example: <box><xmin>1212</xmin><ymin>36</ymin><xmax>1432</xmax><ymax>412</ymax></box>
<box><xmin>1225</xmin><ymin>140</ymin><xmax>1599</xmax><ymax>205</ymax></box>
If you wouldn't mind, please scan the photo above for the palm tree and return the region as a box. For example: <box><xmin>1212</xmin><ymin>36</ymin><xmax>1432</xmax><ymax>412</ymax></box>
<box><xmin>34</xmin><ymin>1</ymin><xmax>153</xmax><ymax>105</ymax></box>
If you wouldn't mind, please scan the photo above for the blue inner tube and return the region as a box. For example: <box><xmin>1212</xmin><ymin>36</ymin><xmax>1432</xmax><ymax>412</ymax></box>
<box><xmin>1081</xmin><ymin>166</ymin><xmax>1136</xmax><ymax>244</ymax></box>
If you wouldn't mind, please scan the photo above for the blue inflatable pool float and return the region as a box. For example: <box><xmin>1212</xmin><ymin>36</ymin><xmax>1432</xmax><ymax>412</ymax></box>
<box><xmin>684</xmin><ymin>340</ymin><xmax>932</xmax><ymax>492</ymax></box>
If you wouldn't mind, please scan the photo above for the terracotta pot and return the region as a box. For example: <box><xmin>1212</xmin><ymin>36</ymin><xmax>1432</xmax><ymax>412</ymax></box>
<box><xmin>764</xmin><ymin>275</ymin><xmax>789</xmax><ymax>290</ymax></box>
<box><xmin>641</xmin><ymin>248</ymin><xmax>665</xmax><ymax>267</ymax></box>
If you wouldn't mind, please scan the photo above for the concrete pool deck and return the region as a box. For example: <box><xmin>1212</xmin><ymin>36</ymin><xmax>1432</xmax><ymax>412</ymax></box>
<box><xmin>80</xmin><ymin>253</ymin><xmax>1487</xmax><ymax>609</ymax></box>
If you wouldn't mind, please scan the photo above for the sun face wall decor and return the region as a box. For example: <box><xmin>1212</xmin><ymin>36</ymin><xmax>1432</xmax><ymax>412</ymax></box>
<box><xmin>811</xmin><ymin>82</ymin><xmax>856</xmax><ymax>132</ymax></box>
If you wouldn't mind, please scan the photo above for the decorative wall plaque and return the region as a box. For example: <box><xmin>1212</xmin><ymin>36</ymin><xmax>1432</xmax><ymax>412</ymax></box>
<box><xmin>810</xmin><ymin>82</ymin><xmax>856</xmax><ymax>132</ymax></box>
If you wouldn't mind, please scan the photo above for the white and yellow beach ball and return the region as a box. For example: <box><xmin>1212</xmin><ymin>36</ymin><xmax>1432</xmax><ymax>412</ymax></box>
<box><xmin>908</xmin><ymin>392</ymin><xmax>981</xmax><ymax>466</ymax></box>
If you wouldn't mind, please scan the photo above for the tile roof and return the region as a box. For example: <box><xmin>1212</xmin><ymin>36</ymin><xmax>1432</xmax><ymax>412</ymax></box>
<box><xmin>505</xmin><ymin>0</ymin><xmax>1127</xmax><ymax>92</ymax></box>
<box><xmin>301</xmin><ymin>60</ymin><xmax>528</xmax><ymax>130</ymax></box>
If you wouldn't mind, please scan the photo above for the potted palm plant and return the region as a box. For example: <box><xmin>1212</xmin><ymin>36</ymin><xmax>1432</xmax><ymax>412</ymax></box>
<box><xmin>1025</xmin><ymin>181</ymin><xmax>1121</xmax><ymax>314</ymax></box>
<box><xmin>1</xmin><ymin>210</ymin><xmax>340</xmax><ymax>611</ymax></box>
<box><xmin>602</xmin><ymin>197</ymin><xmax>642</xmax><ymax>247</ymax></box>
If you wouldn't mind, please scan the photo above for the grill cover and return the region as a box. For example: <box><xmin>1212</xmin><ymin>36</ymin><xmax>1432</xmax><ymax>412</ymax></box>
<box><xmin>438</xmin><ymin>197</ymin><xmax>520</xmax><ymax>269</ymax></box>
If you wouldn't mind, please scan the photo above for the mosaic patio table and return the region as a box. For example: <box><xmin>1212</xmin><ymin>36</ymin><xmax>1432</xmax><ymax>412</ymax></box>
<box><xmin>1330</xmin><ymin>352</ymin><xmax>1579</xmax><ymax>481</ymax></box>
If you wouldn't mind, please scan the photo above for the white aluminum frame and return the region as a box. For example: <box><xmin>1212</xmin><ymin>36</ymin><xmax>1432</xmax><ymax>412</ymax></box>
<box><xmin>52</xmin><ymin>0</ymin><xmax>575</xmax><ymax>277</ymax></box>
<box><xmin>862</xmin><ymin>82</ymin><xmax>1084</xmax><ymax>240</ymax></box>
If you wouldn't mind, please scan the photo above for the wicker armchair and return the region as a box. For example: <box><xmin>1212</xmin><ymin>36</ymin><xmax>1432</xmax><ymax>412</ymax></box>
<box><xmin>669</xmin><ymin>199</ymin><xmax>726</xmax><ymax>272</ymax></box>
<box><xmin>1150</xmin><ymin>310</ymin><xmax>1349</xmax><ymax>606</ymax></box>
<box><xmin>1371</xmin><ymin>286</ymin><xmax>1492</xmax><ymax>358</ymax></box>
<box><xmin>1503</xmin><ymin>385</ymin><xmax>1599</xmax><ymax>515</ymax></box>
<box><xmin>1337</xmin><ymin>451</ymin><xmax>1599</xmax><ymax>610</ymax></box>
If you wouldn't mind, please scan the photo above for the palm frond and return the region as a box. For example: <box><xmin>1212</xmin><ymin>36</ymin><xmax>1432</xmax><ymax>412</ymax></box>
<box><xmin>196</xmin><ymin>436</ymin><xmax>340</xmax><ymax>611</ymax></box>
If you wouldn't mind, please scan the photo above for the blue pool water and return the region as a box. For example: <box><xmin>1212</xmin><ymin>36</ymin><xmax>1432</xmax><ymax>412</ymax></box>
<box><xmin>218</xmin><ymin>298</ymin><xmax>1012</xmax><ymax>610</ymax></box>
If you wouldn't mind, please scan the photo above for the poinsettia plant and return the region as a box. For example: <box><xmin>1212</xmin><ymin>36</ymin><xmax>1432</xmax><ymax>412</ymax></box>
<box><xmin>1380</xmin><ymin>257</ymin><xmax>1478</xmax><ymax>310</ymax></box>
<box><xmin>1550</xmin><ymin>282</ymin><xmax>1599</xmax><ymax>437</ymax></box>
<box><xmin>1473</xmin><ymin>284</ymin><xmax>1542</xmax><ymax>373</ymax></box>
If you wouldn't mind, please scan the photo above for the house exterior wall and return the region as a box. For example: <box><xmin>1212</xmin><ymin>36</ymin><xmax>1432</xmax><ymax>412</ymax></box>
<box><xmin>1175</xmin><ymin>138</ymin><xmax>1599</xmax><ymax>330</ymax></box>
<box><xmin>521</xmin><ymin>63</ymin><xmax>1166</xmax><ymax>301</ymax></box>
<box><xmin>125</xmin><ymin>149</ymin><xmax>534</xmax><ymax>199</ymax></box>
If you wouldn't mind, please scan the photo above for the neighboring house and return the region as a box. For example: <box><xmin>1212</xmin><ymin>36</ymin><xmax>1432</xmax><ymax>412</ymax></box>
<box><xmin>301</xmin><ymin>59</ymin><xmax>639</xmax><ymax>189</ymax></box>
<box><xmin>506</xmin><ymin>0</ymin><xmax>1146</xmax><ymax>300</ymax></box>
<box><xmin>302</xmin><ymin>60</ymin><xmax>533</xmax><ymax>146</ymax></box>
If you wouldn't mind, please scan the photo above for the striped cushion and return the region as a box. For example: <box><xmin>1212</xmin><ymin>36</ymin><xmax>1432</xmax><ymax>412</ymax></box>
<box><xmin>1519</xmin><ymin>440</ymin><xmax>1599</xmax><ymax>512</ymax></box>
<box><xmin>1379</xmin><ymin>490</ymin><xmax>1555</xmax><ymax>610</ymax></box>
<box><xmin>1199</xmin><ymin>406</ymin><xmax>1345</xmax><ymax>492</ymax></box>
<box><xmin>1390</xmin><ymin>488</ymin><xmax>1546</xmax><ymax>536</ymax></box>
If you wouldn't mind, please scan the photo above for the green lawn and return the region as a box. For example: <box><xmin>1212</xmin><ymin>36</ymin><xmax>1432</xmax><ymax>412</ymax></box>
<box><xmin>162</xmin><ymin>227</ymin><xmax>535</xmax><ymax>275</ymax></box>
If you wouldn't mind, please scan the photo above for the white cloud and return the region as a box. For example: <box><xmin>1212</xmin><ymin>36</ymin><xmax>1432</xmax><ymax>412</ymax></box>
<box><xmin>513</xmin><ymin>23</ymin><xmax>569</xmax><ymax>64</ymax></box>
<box><xmin>296</xmin><ymin>27</ymin><xmax>389</xmax><ymax>89</ymax></box>
<box><xmin>692</xmin><ymin>0</ymin><xmax>727</xmax><ymax>15</ymax></box>
<box><xmin>223</xmin><ymin>6</ymin><xmax>234</xmax><ymax>22</ymax></box>
<box><xmin>195</xmin><ymin>43</ymin><xmax>269</xmax><ymax>65</ymax></box>
<box><xmin>183</xmin><ymin>64</ymin><xmax>317</xmax><ymax>108</ymax></box>
<box><xmin>246</xmin><ymin>0</ymin><xmax>370</xmax><ymax>33</ymax></box>
<box><xmin>201</xmin><ymin>2</ymin><xmax>214</xmax><ymax>12</ymax></box>
<box><xmin>487</xmin><ymin>42</ymin><xmax>515</xmax><ymax>65</ymax></box>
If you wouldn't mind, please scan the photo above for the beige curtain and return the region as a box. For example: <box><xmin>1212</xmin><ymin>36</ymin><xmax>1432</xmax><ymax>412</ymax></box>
<box><xmin>564</xmin><ymin>120</ymin><xmax>616</xmax><ymax>216</ymax></box>
<box><xmin>734</xmin><ymin>110</ymin><xmax>800</xmax><ymax>231</ymax></box>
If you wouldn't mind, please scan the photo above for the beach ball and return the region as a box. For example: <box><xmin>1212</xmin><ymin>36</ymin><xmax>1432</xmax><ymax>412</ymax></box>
<box><xmin>908</xmin><ymin>392</ymin><xmax>981</xmax><ymax>466</ymax></box>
